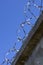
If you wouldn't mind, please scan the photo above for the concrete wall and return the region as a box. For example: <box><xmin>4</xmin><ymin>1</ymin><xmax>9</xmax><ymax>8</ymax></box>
<box><xmin>25</xmin><ymin>37</ymin><xmax>43</xmax><ymax>65</ymax></box>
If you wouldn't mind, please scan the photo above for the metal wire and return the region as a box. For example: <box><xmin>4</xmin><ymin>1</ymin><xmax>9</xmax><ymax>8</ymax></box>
<box><xmin>0</xmin><ymin>0</ymin><xmax>43</xmax><ymax>65</ymax></box>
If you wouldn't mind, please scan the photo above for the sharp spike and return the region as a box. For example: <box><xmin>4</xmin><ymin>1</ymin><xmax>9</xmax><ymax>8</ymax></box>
<box><xmin>26</xmin><ymin>21</ymin><xmax>31</xmax><ymax>25</ymax></box>
<box><xmin>21</xmin><ymin>23</ymin><xmax>25</xmax><ymax>27</ymax></box>
<box><xmin>17</xmin><ymin>37</ymin><xmax>22</xmax><ymax>42</ymax></box>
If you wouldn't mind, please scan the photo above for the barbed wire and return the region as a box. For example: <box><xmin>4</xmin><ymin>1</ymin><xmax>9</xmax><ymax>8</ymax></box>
<box><xmin>0</xmin><ymin>0</ymin><xmax>43</xmax><ymax>65</ymax></box>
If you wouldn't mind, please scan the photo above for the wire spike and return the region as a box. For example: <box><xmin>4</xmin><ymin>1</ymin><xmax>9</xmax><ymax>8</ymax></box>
<box><xmin>6</xmin><ymin>52</ymin><xmax>9</xmax><ymax>56</ymax></box>
<box><xmin>17</xmin><ymin>37</ymin><xmax>22</xmax><ymax>42</ymax></box>
<box><xmin>26</xmin><ymin>21</ymin><xmax>31</xmax><ymax>25</ymax></box>
<box><xmin>16</xmin><ymin>49</ymin><xmax>19</xmax><ymax>52</ymax></box>
<box><xmin>21</xmin><ymin>23</ymin><xmax>25</xmax><ymax>27</ymax></box>
<box><xmin>34</xmin><ymin>3</ymin><xmax>40</xmax><ymax>9</ymax></box>
<box><xmin>27</xmin><ymin>1</ymin><xmax>30</xmax><ymax>7</ymax></box>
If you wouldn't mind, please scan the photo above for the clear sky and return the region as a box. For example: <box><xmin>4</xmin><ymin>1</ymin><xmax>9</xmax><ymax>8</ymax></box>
<box><xmin>0</xmin><ymin>0</ymin><xmax>43</xmax><ymax>64</ymax></box>
<box><xmin>0</xmin><ymin>0</ymin><xmax>28</xmax><ymax>63</ymax></box>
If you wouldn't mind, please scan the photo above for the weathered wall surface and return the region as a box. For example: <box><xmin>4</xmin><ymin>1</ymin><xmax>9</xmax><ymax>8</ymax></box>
<box><xmin>25</xmin><ymin>37</ymin><xmax>43</xmax><ymax>65</ymax></box>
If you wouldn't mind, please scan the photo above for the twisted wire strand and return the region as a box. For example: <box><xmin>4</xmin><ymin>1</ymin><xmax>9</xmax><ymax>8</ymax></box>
<box><xmin>0</xmin><ymin>0</ymin><xmax>43</xmax><ymax>65</ymax></box>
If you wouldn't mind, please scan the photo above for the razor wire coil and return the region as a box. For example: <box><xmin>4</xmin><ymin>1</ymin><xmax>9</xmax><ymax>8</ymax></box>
<box><xmin>0</xmin><ymin>0</ymin><xmax>43</xmax><ymax>65</ymax></box>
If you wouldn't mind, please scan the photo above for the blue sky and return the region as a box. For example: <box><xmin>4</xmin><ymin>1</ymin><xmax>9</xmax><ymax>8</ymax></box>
<box><xmin>0</xmin><ymin>0</ymin><xmax>43</xmax><ymax>64</ymax></box>
<box><xmin>0</xmin><ymin>0</ymin><xmax>26</xmax><ymax>63</ymax></box>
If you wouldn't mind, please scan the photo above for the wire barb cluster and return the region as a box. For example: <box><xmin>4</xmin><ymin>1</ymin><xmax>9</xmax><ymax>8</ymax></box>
<box><xmin>0</xmin><ymin>0</ymin><xmax>43</xmax><ymax>65</ymax></box>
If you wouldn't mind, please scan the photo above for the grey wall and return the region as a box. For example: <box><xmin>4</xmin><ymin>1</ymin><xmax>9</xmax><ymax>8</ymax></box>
<box><xmin>25</xmin><ymin>37</ymin><xmax>43</xmax><ymax>65</ymax></box>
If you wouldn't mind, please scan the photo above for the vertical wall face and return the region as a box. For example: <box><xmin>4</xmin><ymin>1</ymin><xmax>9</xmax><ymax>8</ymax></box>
<box><xmin>25</xmin><ymin>37</ymin><xmax>43</xmax><ymax>65</ymax></box>
<box><xmin>34</xmin><ymin>37</ymin><xmax>43</xmax><ymax>65</ymax></box>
